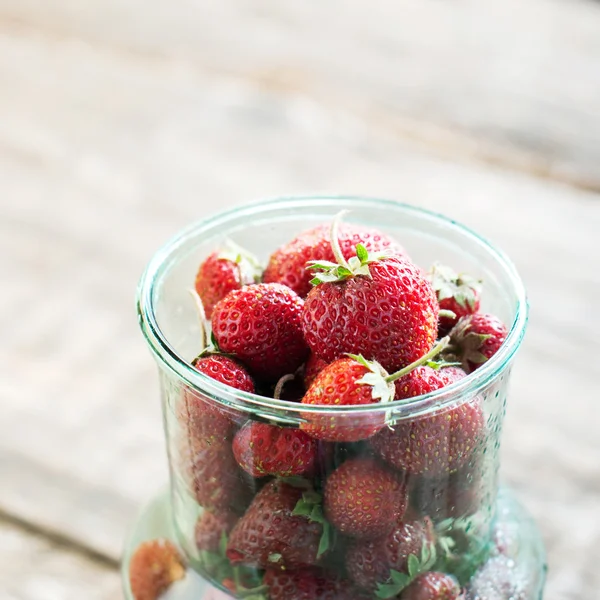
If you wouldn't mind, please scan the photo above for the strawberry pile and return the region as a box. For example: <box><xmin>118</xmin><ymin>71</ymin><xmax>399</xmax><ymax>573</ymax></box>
<box><xmin>131</xmin><ymin>214</ymin><xmax>513</xmax><ymax>600</ymax></box>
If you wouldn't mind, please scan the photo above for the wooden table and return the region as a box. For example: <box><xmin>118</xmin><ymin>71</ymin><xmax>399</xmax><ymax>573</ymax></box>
<box><xmin>1</xmin><ymin>1</ymin><xmax>599</xmax><ymax>598</ymax></box>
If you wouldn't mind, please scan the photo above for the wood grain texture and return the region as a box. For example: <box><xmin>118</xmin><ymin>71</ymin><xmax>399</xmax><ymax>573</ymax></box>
<box><xmin>0</xmin><ymin>0</ymin><xmax>599</xmax><ymax>189</ymax></box>
<box><xmin>0</xmin><ymin>11</ymin><xmax>598</xmax><ymax>600</ymax></box>
<box><xmin>0</xmin><ymin>519</ymin><xmax>120</xmax><ymax>600</ymax></box>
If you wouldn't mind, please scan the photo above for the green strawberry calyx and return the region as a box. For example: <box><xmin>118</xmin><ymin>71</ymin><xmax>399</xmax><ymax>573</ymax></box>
<box><xmin>292</xmin><ymin>490</ymin><xmax>332</xmax><ymax>558</ymax></box>
<box><xmin>217</xmin><ymin>240</ymin><xmax>263</xmax><ymax>285</ymax></box>
<box><xmin>375</xmin><ymin>541</ymin><xmax>438</xmax><ymax>598</ymax></box>
<box><xmin>307</xmin><ymin>211</ymin><xmax>391</xmax><ymax>285</ymax></box>
<box><xmin>384</xmin><ymin>336</ymin><xmax>450</xmax><ymax>384</ymax></box>
<box><xmin>429</xmin><ymin>262</ymin><xmax>482</xmax><ymax>311</ymax></box>
<box><xmin>449</xmin><ymin>316</ymin><xmax>493</xmax><ymax>368</ymax></box>
<box><xmin>347</xmin><ymin>354</ymin><xmax>396</xmax><ymax>404</ymax></box>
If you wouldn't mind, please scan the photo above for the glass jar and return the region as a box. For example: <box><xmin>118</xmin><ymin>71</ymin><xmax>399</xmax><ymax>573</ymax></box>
<box><xmin>134</xmin><ymin>196</ymin><xmax>542</xmax><ymax>599</ymax></box>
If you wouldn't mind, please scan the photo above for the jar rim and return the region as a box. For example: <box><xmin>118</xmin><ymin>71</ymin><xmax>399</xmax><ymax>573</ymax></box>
<box><xmin>136</xmin><ymin>195</ymin><xmax>528</xmax><ymax>418</ymax></box>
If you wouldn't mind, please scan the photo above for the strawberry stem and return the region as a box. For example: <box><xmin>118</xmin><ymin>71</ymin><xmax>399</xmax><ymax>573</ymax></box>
<box><xmin>188</xmin><ymin>288</ymin><xmax>208</xmax><ymax>350</ymax></box>
<box><xmin>273</xmin><ymin>373</ymin><xmax>296</xmax><ymax>400</ymax></box>
<box><xmin>385</xmin><ymin>337</ymin><xmax>450</xmax><ymax>383</ymax></box>
<box><xmin>329</xmin><ymin>210</ymin><xmax>350</xmax><ymax>270</ymax></box>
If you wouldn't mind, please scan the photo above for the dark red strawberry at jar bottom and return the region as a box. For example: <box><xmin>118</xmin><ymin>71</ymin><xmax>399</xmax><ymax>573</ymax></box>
<box><xmin>263</xmin><ymin>222</ymin><xmax>406</xmax><ymax>298</ymax></box>
<box><xmin>129</xmin><ymin>539</ymin><xmax>186</xmax><ymax>600</ymax></box>
<box><xmin>194</xmin><ymin>246</ymin><xmax>261</xmax><ymax>319</ymax></box>
<box><xmin>232</xmin><ymin>421</ymin><xmax>318</xmax><ymax>478</ymax></box>
<box><xmin>450</xmin><ymin>313</ymin><xmax>508</xmax><ymax>373</ymax></box>
<box><xmin>194</xmin><ymin>510</ymin><xmax>238</xmax><ymax>553</ymax></box>
<box><xmin>226</xmin><ymin>479</ymin><xmax>325</xmax><ymax>570</ymax></box>
<box><xmin>264</xmin><ymin>567</ymin><xmax>371</xmax><ymax>600</ymax></box>
<box><xmin>179</xmin><ymin>355</ymin><xmax>255</xmax><ymax>443</ymax></box>
<box><xmin>211</xmin><ymin>283</ymin><xmax>309</xmax><ymax>383</ymax></box>
<box><xmin>400</xmin><ymin>571</ymin><xmax>464</xmax><ymax>600</ymax></box>
<box><xmin>324</xmin><ymin>457</ymin><xmax>408</xmax><ymax>540</ymax></box>
<box><xmin>346</xmin><ymin>519</ymin><xmax>435</xmax><ymax>591</ymax></box>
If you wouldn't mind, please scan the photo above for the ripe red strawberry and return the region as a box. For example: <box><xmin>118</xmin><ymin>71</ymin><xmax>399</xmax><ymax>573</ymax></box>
<box><xmin>263</xmin><ymin>223</ymin><xmax>405</xmax><ymax>298</ymax></box>
<box><xmin>184</xmin><ymin>437</ymin><xmax>253</xmax><ymax>514</ymax></box>
<box><xmin>371</xmin><ymin>367</ymin><xmax>484</xmax><ymax>476</ymax></box>
<box><xmin>129</xmin><ymin>539</ymin><xmax>185</xmax><ymax>600</ymax></box>
<box><xmin>401</xmin><ymin>572</ymin><xmax>463</xmax><ymax>600</ymax></box>
<box><xmin>429</xmin><ymin>263</ymin><xmax>481</xmax><ymax>336</ymax></box>
<box><xmin>211</xmin><ymin>283</ymin><xmax>309</xmax><ymax>382</ymax></box>
<box><xmin>324</xmin><ymin>457</ymin><xmax>408</xmax><ymax>539</ymax></box>
<box><xmin>303</xmin><ymin>252</ymin><xmax>438</xmax><ymax>373</ymax></box>
<box><xmin>194</xmin><ymin>246</ymin><xmax>262</xmax><ymax>318</ymax></box>
<box><xmin>180</xmin><ymin>355</ymin><xmax>255</xmax><ymax>443</ymax></box>
<box><xmin>304</xmin><ymin>352</ymin><xmax>329</xmax><ymax>388</ymax></box>
<box><xmin>346</xmin><ymin>519</ymin><xmax>435</xmax><ymax>591</ymax></box>
<box><xmin>194</xmin><ymin>510</ymin><xmax>238</xmax><ymax>553</ymax></box>
<box><xmin>300</xmin><ymin>356</ymin><xmax>394</xmax><ymax>442</ymax></box>
<box><xmin>264</xmin><ymin>567</ymin><xmax>371</xmax><ymax>600</ymax></box>
<box><xmin>226</xmin><ymin>479</ymin><xmax>326</xmax><ymax>570</ymax></box>
<box><xmin>449</xmin><ymin>313</ymin><xmax>508</xmax><ymax>373</ymax></box>
<box><xmin>232</xmin><ymin>421</ymin><xmax>318</xmax><ymax>477</ymax></box>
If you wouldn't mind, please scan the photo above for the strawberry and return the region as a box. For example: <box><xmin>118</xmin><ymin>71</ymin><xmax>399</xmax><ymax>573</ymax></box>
<box><xmin>180</xmin><ymin>354</ymin><xmax>255</xmax><ymax>443</ymax></box>
<box><xmin>371</xmin><ymin>367</ymin><xmax>484</xmax><ymax>476</ymax></box>
<box><xmin>301</xmin><ymin>341</ymin><xmax>450</xmax><ymax>442</ymax></box>
<box><xmin>449</xmin><ymin>313</ymin><xmax>508</xmax><ymax>373</ymax></box>
<box><xmin>429</xmin><ymin>263</ymin><xmax>481</xmax><ymax>336</ymax></box>
<box><xmin>264</xmin><ymin>567</ymin><xmax>371</xmax><ymax>600</ymax></box>
<box><xmin>129</xmin><ymin>539</ymin><xmax>186</xmax><ymax>600</ymax></box>
<box><xmin>226</xmin><ymin>479</ymin><xmax>327</xmax><ymax>570</ymax></box>
<box><xmin>302</xmin><ymin>237</ymin><xmax>438</xmax><ymax>373</ymax></box>
<box><xmin>300</xmin><ymin>356</ymin><xmax>394</xmax><ymax>442</ymax></box>
<box><xmin>186</xmin><ymin>437</ymin><xmax>254</xmax><ymax>514</ymax></box>
<box><xmin>194</xmin><ymin>510</ymin><xmax>238</xmax><ymax>553</ymax></box>
<box><xmin>211</xmin><ymin>283</ymin><xmax>309</xmax><ymax>382</ymax></box>
<box><xmin>232</xmin><ymin>421</ymin><xmax>318</xmax><ymax>477</ymax></box>
<box><xmin>324</xmin><ymin>457</ymin><xmax>408</xmax><ymax>539</ymax></box>
<box><xmin>194</xmin><ymin>244</ymin><xmax>262</xmax><ymax>318</ymax></box>
<box><xmin>400</xmin><ymin>572</ymin><xmax>463</xmax><ymax>600</ymax></box>
<box><xmin>263</xmin><ymin>223</ymin><xmax>405</xmax><ymax>298</ymax></box>
<box><xmin>304</xmin><ymin>352</ymin><xmax>329</xmax><ymax>388</ymax></box>
<box><xmin>346</xmin><ymin>519</ymin><xmax>436</xmax><ymax>592</ymax></box>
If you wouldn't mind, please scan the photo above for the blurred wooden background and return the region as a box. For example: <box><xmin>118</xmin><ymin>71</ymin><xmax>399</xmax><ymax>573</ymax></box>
<box><xmin>1</xmin><ymin>1</ymin><xmax>599</xmax><ymax>598</ymax></box>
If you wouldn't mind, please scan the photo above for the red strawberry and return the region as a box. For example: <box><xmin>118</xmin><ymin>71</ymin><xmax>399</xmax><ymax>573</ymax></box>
<box><xmin>303</xmin><ymin>251</ymin><xmax>438</xmax><ymax>373</ymax></box>
<box><xmin>263</xmin><ymin>223</ymin><xmax>405</xmax><ymax>298</ymax></box>
<box><xmin>401</xmin><ymin>572</ymin><xmax>463</xmax><ymax>600</ymax></box>
<box><xmin>429</xmin><ymin>263</ymin><xmax>481</xmax><ymax>336</ymax></box>
<box><xmin>185</xmin><ymin>437</ymin><xmax>253</xmax><ymax>514</ymax></box>
<box><xmin>180</xmin><ymin>355</ymin><xmax>255</xmax><ymax>443</ymax></box>
<box><xmin>346</xmin><ymin>519</ymin><xmax>435</xmax><ymax>591</ymax></box>
<box><xmin>194</xmin><ymin>246</ymin><xmax>262</xmax><ymax>318</ymax></box>
<box><xmin>324</xmin><ymin>457</ymin><xmax>408</xmax><ymax>539</ymax></box>
<box><xmin>129</xmin><ymin>539</ymin><xmax>185</xmax><ymax>600</ymax></box>
<box><xmin>226</xmin><ymin>479</ymin><xmax>326</xmax><ymax>570</ymax></box>
<box><xmin>264</xmin><ymin>567</ymin><xmax>371</xmax><ymax>600</ymax></box>
<box><xmin>232</xmin><ymin>421</ymin><xmax>318</xmax><ymax>477</ymax></box>
<box><xmin>211</xmin><ymin>283</ymin><xmax>309</xmax><ymax>382</ymax></box>
<box><xmin>194</xmin><ymin>510</ymin><xmax>238</xmax><ymax>553</ymax></box>
<box><xmin>304</xmin><ymin>352</ymin><xmax>329</xmax><ymax>388</ymax></box>
<box><xmin>300</xmin><ymin>356</ymin><xmax>394</xmax><ymax>442</ymax></box>
<box><xmin>371</xmin><ymin>367</ymin><xmax>484</xmax><ymax>476</ymax></box>
<box><xmin>450</xmin><ymin>313</ymin><xmax>508</xmax><ymax>373</ymax></box>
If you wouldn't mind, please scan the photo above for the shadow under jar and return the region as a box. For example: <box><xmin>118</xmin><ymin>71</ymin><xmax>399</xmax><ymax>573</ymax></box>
<box><xmin>137</xmin><ymin>196</ymin><xmax>529</xmax><ymax>599</ymax></box>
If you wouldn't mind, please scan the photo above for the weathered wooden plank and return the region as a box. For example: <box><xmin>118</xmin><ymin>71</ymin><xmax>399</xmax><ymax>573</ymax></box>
<box><xmin>0</xmin><ymin>519</ymin><xmax>120</xmax><ymax>600</ymax></box>
<box><xmin>0</xmin><ymin>0</ymin><xmax>599</xmax><ymax>189</ymax></box>
<box><xmin>0</xmin><ymin>25</ymin><xmax>598</xmax><ymax>600</ymax></box>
